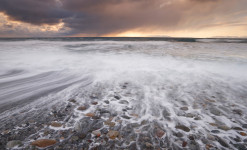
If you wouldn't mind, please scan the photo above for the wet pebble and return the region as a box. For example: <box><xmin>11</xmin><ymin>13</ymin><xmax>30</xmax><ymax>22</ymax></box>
<box><xmin>104</xmin><ymin>100</ymin><xmax>110</xmax><ymax>104</ymax></box>
<box><xmin>211</xmin><ymin>130</ymin><xmax>220</xmax><ymax>134</ymax></box>
<box><xmin>107</xmin><ymin>130</ymin><xmax>119</xmax><ymax>139</ymax></box>
<box><xmin>119</xmin><ymin>100</ymin><xmax>129</xmax><ymax>104</ymax></box>
<box><xmin>175</xmin><ymin>125</ymin><xmax>190</xmax><ymax>132</ymax></box>
<box><xmin>6</xmin><ymin>140</ymin><xmax>22</xmax><ymax>148</ymax></box>
<box><xmin>31</xmin><ymin>139</ymin><xmax>57</xmax><ymax>148</ymax></box>
<box><xmin>77</xmin><ymin>106</ymin><xmax>87</xmax><ymax>111</ymax></box>
<box><xmin>180</xmin><ymin>107</ymin><xmax>188</xmax><ymax>111</ymax></box>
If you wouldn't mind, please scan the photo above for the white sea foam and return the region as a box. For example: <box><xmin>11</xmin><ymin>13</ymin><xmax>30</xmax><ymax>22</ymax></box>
<box><xmin>0</xmin><ymin>40</ymin><xmax>247</xmax><ymax>149</ymax></box>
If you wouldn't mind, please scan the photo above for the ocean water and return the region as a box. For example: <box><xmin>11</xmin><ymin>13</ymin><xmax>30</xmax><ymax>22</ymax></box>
<box><xmin>0</xmin><ymin>38</ymin><xmax>247</xmax><ymax>149</ymax></box>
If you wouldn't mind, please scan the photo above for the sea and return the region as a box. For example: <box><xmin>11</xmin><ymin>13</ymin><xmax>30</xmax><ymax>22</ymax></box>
<box><xmin>0</xmin><ymin>37</ymin><xmax>247</xmax><ymax>149</ymax></box>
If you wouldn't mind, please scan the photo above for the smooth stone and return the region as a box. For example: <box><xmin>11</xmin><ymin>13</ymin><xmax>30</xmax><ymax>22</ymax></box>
<box><xmin>78</xmin><ymin>133</ymin><xmax>86</xmax><ymax>139</ymax></box>
<box><xmin>162</xmin><ymin>108</ymin><xmax>171</xmax><ymax>118</ymax></box>
<box><xmin>188</xmin><ymin>135</ymin><xmax>195</xmax><ymax>140</ymax></box>
<box><xmin>92</xmin><ymin>130</ymin><xmax>101</xmax><ymax>137</ymax></box>
<box><xmin>175</xmin><ymin>125</ymin><xmax>190</xmax><ymax>132</ymax></box>
<box><xmin>182</xmin><ymin>141</ymin><xmax>187</xmax><ymax>147</ymax></box>
<box><xmin>77</xmin><ymin>106</ymin><xmax>87</xmax><ymax>111</ymax></box>
<box><xmin>186</xmin><ymin>113</ymin><xmax>195</xmax><ymax>118</ymax></box>
<box><xmin>50</xmin><ymin>121</ymin><xmax>62</xmax><ymax>127</ymax></box>
<box><xmin>194</xmin><ymin>116</ymin><xmax>201</xmax><ymax>120</ymax></box>
<box><xmin>6</xmin><ymin>140</ymin><xmax>22</xmax><ymax>148</ymax></box>
<box><xmin>215</xmin><ymin>136</ymin><xmax>229</xmax><ymax>147</ymax></box>
<box><xmin>71</xmin><ymin>136</ymin><xmax>79</xmax><ymax>141</ymax></box>
<box><xmin>232</xmin><ymin>127</ymin><xmax>243</xmax><ymax>131</ymax></box>
<box><xmin>104</xmin><ymin>120</ymin><xmax>116</xmax><ymax>127</ymax></box>
<box><xmin>104</xmin><ymin>100</ymin><xmax>110</xmax><ymax>104</ymax></box>
<box><xmin>239</xmin><ymin>132</ymin><xmax>247</xmax><ymax>136</ymax></box>
<box><xmin>209</xmin><ymin>107</ymin><xmax>221</xmax><ymax>116</ymax></box>
<box><xmin>211</xmin><ymin>130</ymin><xmax>220</xmax><ymax>134</ymax></box>
<box><xmin>180</xmin><ymin>107</ymin><xmax>188</xmax><ymax>111</ymax></box>
<box><xmin>242</xmin><ymin>124</ymin><xmax>247</xmax><ymax>128</ymax></box>
<box><xmin>119</xmin><ymin>100</ymin><xmax>129</xmax><ymax>104</ymax></box>
<box><xmin>114</xmin><ymin>95</ymin><xmax>121</xmax><ymax>100</ymax></box>
<box><xmin>174</xmin><ymin>132</ymin><xmax>183</xmax><ymax>137</ymax></box>
<box><xmin>100</xmin><ymin>128</ymin><xmax>108</xmax><ymax>134</ymax></box>
<box><xmin>156</xmin><ymin>128</ymin><xmax>165</xmax><ymax>138</ymax></box>
<box><xmin>68</xmin><ymin>99</ymin><xmax>76</xmax><ymax>103</ymax></box>
<box><xmin>145</xmin><ymin>142</ymin><xmax>153</xmax><ymax>148</ymax></box>
<box><xmin>207</xmin><ymin>134</ymin><xmax>216</xmax><ymax>141</ymax></box>
<box><xmin>91</xmin><ymin>102</ymin><xmax>98</xmax><ymax>105</ymax></box>
<box><xmin>85</xmin><ymin>113</ymin><xmax>95</xmax><ymax>117</ymax></box>
<box><xmin>233</xmin><ymin>109</ymin><xmax>242</xmax><ymax>115</ymax></box>
<box><xmin>218</xmin><ymin>125</ymin><xmax>230</xmax><ymax>131</ymax></box>
<box><xmin>31</xmin><ymin>139</ymin><xmax>56</xmax><ymax>148</ymax></box>
<box><xmin>122</xmin><ymin>115</ymin><xmax>131</xmax><ymax>119</ymax></box>
<box><xmin>92</xmin><ymin>116</ymin><xmax>101</xmax><ymax>120</ymax></box>
<box><xmin>107</xmin><ymin>130</ymin><xmax>119</xmax><ymax>139</ymax></box>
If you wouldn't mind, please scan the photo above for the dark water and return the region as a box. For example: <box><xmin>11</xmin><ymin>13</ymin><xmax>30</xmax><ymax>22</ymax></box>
<box><xmin>0</xmin><ymin>37</ymin><xmax>247</xmax><ymax>43</ymax></box>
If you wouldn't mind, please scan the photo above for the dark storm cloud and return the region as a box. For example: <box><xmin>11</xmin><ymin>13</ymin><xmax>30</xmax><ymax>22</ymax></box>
<box><xmin>0</xmin><ymin>0</ymin><xmax>71</xmax><ymax>25</ymax></box>
<box><xmin>0</xmin><ymin>0</ymin><xmax>246</xmax><ymax>36</ymax></box>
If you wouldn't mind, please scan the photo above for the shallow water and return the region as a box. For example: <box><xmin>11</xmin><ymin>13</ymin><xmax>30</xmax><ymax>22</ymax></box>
<box><xmin>0</xmin><ymin>40</ymin><xmax>247</xmax><ymax>149</ymax></box>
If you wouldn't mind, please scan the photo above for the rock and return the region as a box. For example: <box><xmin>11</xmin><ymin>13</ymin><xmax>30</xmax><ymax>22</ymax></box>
<box><xmin>156</xmin><ymin>129</ymin><xmax>165</xmax><ymax>138</ymax></box>
<box><xmin>104</xmin><ymin>100</ymin><xmax>110</xmax><ymax>104</ymax></box>
<box><xmin>239</xmin><ymin>132</ymin><xmax>247</xmax><ymax>136</ymax></box>
<box><xmin>107</xmin><ymin>130</ymin><xmax>119</xmax><ymax>139</ymax></box>
<box><xmin>71</xmin><ymin>136</ymin><xmax>79</xmax><ymax>141</ymax></box>
<box><xmin>162</xmin><ymin>108</ymin><xmax>171</xmax><ymax>118</ymax></box>
<box><xmin>104</xmin><ymin>120</ymin><xmax>116</xmax><ymax>127</ymax></box>
<box><xmin>206</xmin><ymin>144</ymin><xmax>213</xmax><ymax>149</ymax></box>
<box><xmin>175</xmin><ymin>125</ymin><xmax>190</xmax><ymax>132</ymax></box>
<box><xmin>31</xmin><ymin>139</ymin><xmax>56</xmax><ymax>148</ymax></box>
<box><xmin>99</xmin><ymin>108</ymin><xmax>110</xmax><ymax>114</ymax></box>
<box><xmin>6</xmin><ymin>140</ymin><xmax>22</xmax><ymax>148</ymax></box>
<box><xmin>50</xmin><ymin>121</ymin><xmax>62</xmax><ymax>127</ymax></box>
<box><xmin>194</xmin><ymin>116</ymin><xmax>201</xmax><ymax>120</ymax></box>
<box><xmin>85</xmin><ymin>113</ymin><xmax>95</xmax><ymax>117</ymax></box>
<box><xmin>174</xmin><ymin>132</ymin><xmax>183</xmax><ymax>137</ymax></box>
<box><xmin>122</xmin><ymin>115</ymin><xmax>131</xmax><ymax>119</ymax></box>
<box><xmin>218</xmin><ymin>125</ymin><xmax>230</xmax><ymax>131</ymax></box>
<box><xmin>101</xmin><ymin>128</ymin><xmax>108</xmax><ymax>134</ymax></box>
<box><xmin>92</xmin><ymin>130</ymin><xmax>101</xmax><ymax>137</ymax></box>
<box><xmin>91</xmin><ymin>102</ymin><xmax>98</xmax><ymax>105</ymax></box>
<box><xmin>180</xmin><ymin>107</ymin><xmax>188</xmax><ymax>111</ymax></box>
<box><xmin>182</xmin><ymin>141</ymin><xmax>187</xmax><ymax>147</ymax></box>
<box><xmin>78</xmin><ymin>133</ymin><xmax>87</xmax><ymax>139</ymax></box>
<box><xmin>114</xmin><ymin>95</ymin><xmax>121</xmax><ymax>100</ymax></box>
<box><xmin>242</xmin><ymin>124</ymin><xmax>247</xmax><ymax>128</ymax></box>
<box><xmin>68</xmin><ymin>99</ymin><xmax>76</xmax><ymax>103</ymax></box>
<box><xmin>145</xmin><ymin>142</ymin><xmax>153</xmax><ymax>148</ymax></box>
<box><xmin>186</xmin><ymin>113</ymin><xmax>195</xmax><ymax>118</ymax></box>
<box><xmin>92</xmin><ymin>116</ymin><xmax>101</xmax><ymax>120</ymax></box>
<box><xmin>119</xmin><ymin>100</ymin><xmax>129</xmax><ymax>104</ymax></box>
<box><xmin>233</xmin><ymin>109</ymin><xmax>242</xmax><ymax>115</ymax></box>
<box><xmin>233</xmin><ymin>144</ymin><xmax>247</xmax><ymax>150</ymax></box>
<box><xmin>215</xmin><ymin>136</ymin><xmax>229</xmax><ymax>148</ymax></box>
<box><xmin>207</xmin><ymin>134</ymin><xmax>215</xmax><ymax>141</ymax></box>
<box><xmin>232</xmin><ymin>127</ymin><xmax>243</xmax><ymax>131</ymax></box>
<box><xmin>188</xmin><ymin>135</ymin><xmax>195</xmax><ymax>140</ymax></box>
<box><xmin>211</xmin><ymin>130</ymin><xmax>220</xmax><ymax>134</ymax></box>
<box><xmin>77</xmin><ymin>106</ymin><xmax>87</xmax><ymax>111</ymax></box>
<box><xmin>209</xmin><ymin>123</ymin><xmax>218</xmax><ymax>127</ymax></box>
<box><xmin>209</xmin><ymin>107</ymin><xmax>221</xmax><ymax>116</ymax></box>
<box><xmin>130</xmin><ymin>113</ymin><xmax>138</xmax><ymax>117</ymax></box>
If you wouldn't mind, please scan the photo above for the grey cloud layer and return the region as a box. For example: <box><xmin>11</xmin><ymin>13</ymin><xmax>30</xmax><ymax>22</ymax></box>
<box><xmin>0</xmin><ymin>0</ymin><xmax>246</xmax><ymax>36</ymax></box>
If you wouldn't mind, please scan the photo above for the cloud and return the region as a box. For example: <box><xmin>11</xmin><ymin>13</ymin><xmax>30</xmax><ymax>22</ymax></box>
<box><xmin>0</xmin><ymin>0</ymin><xmax>246</xmax><ymax>37</ymax></box>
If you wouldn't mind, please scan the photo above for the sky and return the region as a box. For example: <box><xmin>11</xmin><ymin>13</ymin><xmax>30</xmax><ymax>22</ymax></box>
<box><xmin>0</xmin><ymin>0</ymin><xmax>247</xmax><ymax>38</ymax></box>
